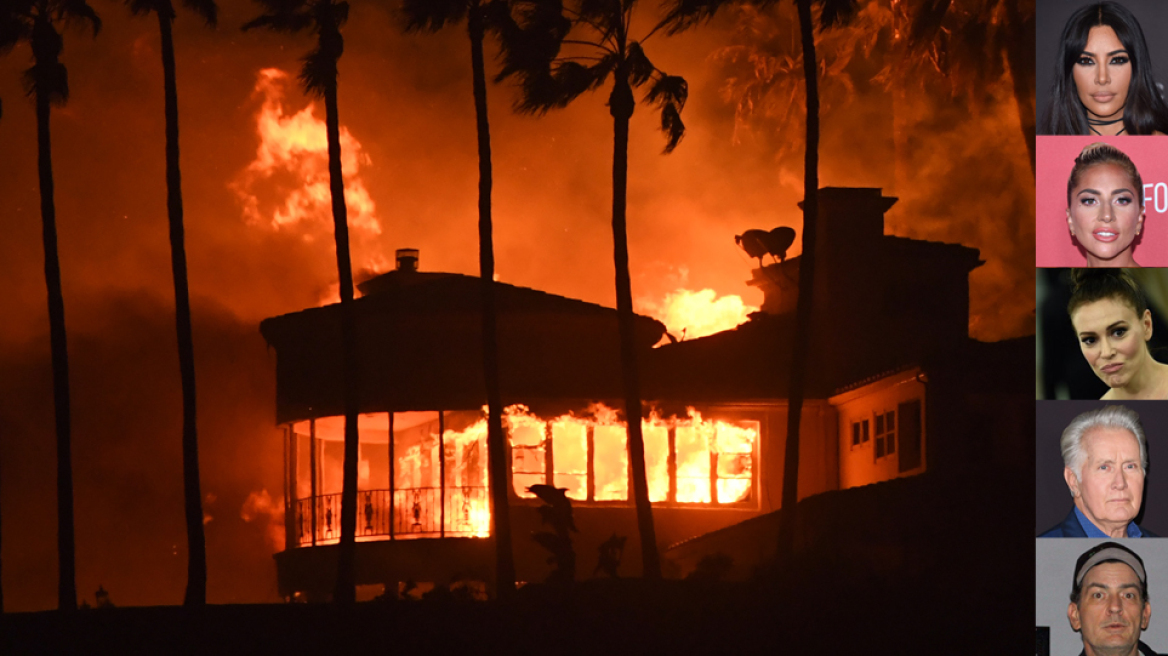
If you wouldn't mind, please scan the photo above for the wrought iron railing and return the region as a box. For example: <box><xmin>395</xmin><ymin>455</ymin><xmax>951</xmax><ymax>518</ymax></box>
<box><xmin>292</xmin><ymin>486</ymin><xmax>489</xmax><ymax>547</ymax></box>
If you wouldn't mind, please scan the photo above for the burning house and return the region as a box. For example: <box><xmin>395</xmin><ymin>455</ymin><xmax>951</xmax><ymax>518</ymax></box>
<box><xmin>259</xmin><ymin>187</ymin><xmax>1030</xmax><ymax>599</ymax></box>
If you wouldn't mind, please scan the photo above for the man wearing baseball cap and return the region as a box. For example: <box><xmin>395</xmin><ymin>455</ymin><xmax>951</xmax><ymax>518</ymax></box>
<box><xmin>1069</xmin><ymin>542</ymin><xmax>1157</xmax><ymax>656</ymax></box>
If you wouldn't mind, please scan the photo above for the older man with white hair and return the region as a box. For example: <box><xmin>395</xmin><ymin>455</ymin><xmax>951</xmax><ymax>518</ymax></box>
<box><xmin>1040</xmin><ymin>405</ymin><xmax>1155</xmax><ymax>538</ymax></box>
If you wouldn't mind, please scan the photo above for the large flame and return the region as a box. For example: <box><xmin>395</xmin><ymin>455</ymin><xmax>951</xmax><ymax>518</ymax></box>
<box><xmin>502</xmin><ymin>403</ymin><xmax>758</xmax><ymax>505</ymax></box>
<box><xmin>290</xmin><ymin>404</ymin><xmax>758</xmax><ymax>546</ymax></box>
<box><xmin>232</xmin><ymin>68</ymin><xmax>387</xmax><ymax>304</ymax></box>
<box><xmin>639</xmin><ymin>288</ymin><xmax>758</xmax><ymax>341</ymax></box>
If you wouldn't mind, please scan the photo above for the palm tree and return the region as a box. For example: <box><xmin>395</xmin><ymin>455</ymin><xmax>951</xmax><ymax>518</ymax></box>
<box><xmin>498</xmin><ymin>0</ymin><xmax>689</xmax><ymax>581</ymax></box>
<box><xmin>124</xmin><ymin>0</ymin><xmax>216</xmax><ymax>608</ymax></box>
<box><xmin>662</xmin><ymin>0</ymin><xmax>854</xmax><ymax>561</ymax></box>
<box><xmin>243</xmin><ymin>0</ymin><xmax>361</xmax><ymax>605</ymax></box>
<box><xmin>401</xmin><ymin>0</ymin><xmax>517</xmax><ymax>598</ymax></box>
<box><xmin>1</xmin><ymin>96</ymin><xmax>3</xmax><ymax>616</ymax></box>
<box><xmin>0</xmin><ymin>0</ymin><xmax>101</xmax><ymax>611</ymax></box>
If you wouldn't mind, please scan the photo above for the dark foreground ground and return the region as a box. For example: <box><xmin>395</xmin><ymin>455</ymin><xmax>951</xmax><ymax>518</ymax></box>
<box><xmin>2</xmin><ymin>567</ymin><xmax>1028</xmax><ymax>655</ymax></box>
<box><xmin>3</xmin><ymin>465</ymin><xmax>1033</xmax><ymax>654</ymax></box>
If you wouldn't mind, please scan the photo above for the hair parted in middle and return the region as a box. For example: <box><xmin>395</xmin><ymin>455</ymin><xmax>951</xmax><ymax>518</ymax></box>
<box><xmin>1042</xmin><ymin>1</ymin><xmax>1168</xmax><ymax>135</ymax></box>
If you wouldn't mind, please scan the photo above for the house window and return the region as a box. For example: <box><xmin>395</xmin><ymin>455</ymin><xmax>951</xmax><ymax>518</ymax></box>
<box><xmin>674</xmin><ymin>425</ymin><xmax>709</xmax><ymax>503</ymax></box>
<box><xmin>851</xmin><ymin>418</ymin><xmax>870</xmax><ymax>449</ymax></box>
<box><xmin>715</xmin><ymin>422</ymin><xmax>755</xmax><ymax>503</ymax></box>
<box><xmin>550</xmin><ymin>419</ymin><xmax>587</xmax><ymax>501</ymax></box>
<box><xmin>874</xmin><ymin>410</ymin><xmax>895</xmax><ymax>460</ymax></box>
<box><xmin>593</xmin><ymin>424</ymin><xmax>628</xmax><ymax>501</ymax></box>
<box><xmin>509</xmin><ymin>413</ymin><xmax>547</xmax><ymax>498</ymax></box>
<box><xmin>509</xmin><ymin>408</ymin><xmax>758</xmax><ymax>505</ymax></box>
<box><xmin>897</xmin><ymin>400</ymin><xmax>923</xmax><ymax>473</ymax></box>
<box><xmin>644</xmin><ymin>425</ymin><xmax>671</xmax><ymax>502</ymax></box>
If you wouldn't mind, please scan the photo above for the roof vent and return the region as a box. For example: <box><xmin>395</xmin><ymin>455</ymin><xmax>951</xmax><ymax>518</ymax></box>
<box><xmin>396</xmin><ymin>248</ymin><xmax>419</xmax><ymax>272</ymax></box>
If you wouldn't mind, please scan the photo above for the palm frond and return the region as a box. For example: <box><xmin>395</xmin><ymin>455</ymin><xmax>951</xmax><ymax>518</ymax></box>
<box><xmin>401</xmin><ymin>0</ymin><xmax>466</xmax><ymax>32</ymax></box>
<box><xmin>516</xmin><ymin>53</ymin><xmax>613</xmax><ymax>112</ymax></box>
<box><xmin>180</xmin><ymin>0</ymin><xmax>218</xmax><ymax>27</ymax></box>
<box><xmin>299</xmin><ymin>21</ymin><xmax>341</xmax><ymax>96</ymax></box>
<box><xmin>625</xmin><ymin>40</ymin><xmax>653</xmax><ymax>86</ymax></box>
<box><xmin>23</xmin><ymin>60</ymin><xmax>69</xmax><ymax>105</ymax></box>
<box><xmin>124</xmin><ymin>0</ymin><xmax>165</xmax><ymax>19</ymax></box>
<box><xmin>242</xmin><ymin>11</ymin><xmax>311</xmax><ymax>32</ymax></box>
<box><xmin>494</xmin><ymin>1</ymin><xmax>570</xmax><ymax>83</ymax></box>
<box><xmin>658</xmin><ymin>99</ymin><xmax>684</xmax><ymax>153</ymax></box>
<box><xmin>645</xmin><ymin>72</ymin><xmax>686</xmax><ymax>152</ymax></box>
<box><xmin>658</xmin><ymin>0</ymin><xmax>726</xmax><ymax>35</ymax></box>
<box><xmin>577</xmin><ymin>0</ymin><xmax>619</xmax><ymax>44</ymax></box>
<box><xmin>0</xmin><ymin>4</ymin><xmax>33</xmax><ymax>52</ymax></box>
<box><xmin>56</xmin><ymin>0</ymin><xmax>102</xmax><ymax>35</ymax></box>
<box><xmin>242</xmin><ymin>0</ymin><xmax>311</xmax><ymax>32</ymax></box>
<box><xmin>645</xmin><ymin>72</ymin><xmax>686</xmax><ymax>110</ymax></box>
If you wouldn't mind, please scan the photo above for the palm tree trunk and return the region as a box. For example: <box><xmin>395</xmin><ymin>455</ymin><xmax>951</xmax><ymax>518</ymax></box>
<box><xmin>609</xmin><ymin>74</ymin><xmax>661</xmax><ymax>580</ymax></box>
<box><xmin>777</xmin><ymin>0</ymin><xmax>819</xmax><ymax>564</ymax></box>
<box><xmin>1</xmin><ymin>420</ymin><xmax>5</xmax><ymax>613</ymax></box>
<box><xmin>1002</xmin><ymin>0</ymin><xmax>1035</xmax><ymax>177</ymax></box>
<box><xmin>158</xmin><ymin>12</ymin><xmax>206</xmax><ymax>607</ymax></box>
<box><xmin>37</xmin><ymin>86</ymin><xmax>76</xmax><ymax>612</ymax></box>
<box><xmin>323</xmin><ymin>76</ymin><xmax>360</xmax><ymax>607</ymax></box>
<box><xmin>468</xmin><ymin>5</ymin><xmax>516</xmax><ymax>600</ymax></box>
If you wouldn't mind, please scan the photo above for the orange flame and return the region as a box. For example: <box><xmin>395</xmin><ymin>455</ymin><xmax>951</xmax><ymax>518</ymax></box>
<box><xmin>639</xmin><ymin>288</ymin><xmax>758</xmax><ymax>341</ymax></box>
<box><xmin>232</xmin><ymin>69</ymin><xmax>388</xmax><ymax>304</ymax></box>
<box><xmin>291</xmin><ymin>404</ymin><xmax>758</xmax><ymax>546</ymax></box>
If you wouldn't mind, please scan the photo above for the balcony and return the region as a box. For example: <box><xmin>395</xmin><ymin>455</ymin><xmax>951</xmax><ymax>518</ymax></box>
<box><xmin>290</xmin><ymin>486</ymin><xmax>490</xmax><ymax>546</ymax></box>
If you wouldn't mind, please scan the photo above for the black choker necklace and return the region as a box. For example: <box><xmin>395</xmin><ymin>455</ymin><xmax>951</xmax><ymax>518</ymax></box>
<box><xmin>1088</xmin><ymin>115</ymin><xmax>1126</xmax><ymax>135</ymax></box>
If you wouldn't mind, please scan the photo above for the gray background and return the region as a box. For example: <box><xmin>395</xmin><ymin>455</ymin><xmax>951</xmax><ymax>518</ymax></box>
<box><xmin>1037</xmin><ymin>0</ymin><xmax>1168</xmax><ymax>132</ymax></box>
<box><xmin>1037</xmin><ymin>539</ymin><xmax>1168</xmax><ymax>655</ymax></box>
<box><xmin>1037</xmin><ymin>400</ymin><xmax>1168</xmax><ymax>536</ymax></box>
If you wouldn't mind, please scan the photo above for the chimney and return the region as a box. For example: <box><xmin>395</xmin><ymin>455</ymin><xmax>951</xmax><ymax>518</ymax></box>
<box><xmin>748</xmin><ymin>188</ymin><xmax>897</xmax><ymax>315</ymax></box>
<box><xmin>396</xmin><ymin>248</ymin><xmax>419</xmax><ymax>272</ymax></box>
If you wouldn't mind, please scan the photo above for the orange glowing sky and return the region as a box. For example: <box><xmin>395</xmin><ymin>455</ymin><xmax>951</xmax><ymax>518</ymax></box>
<box><xmin>0</xmin><ymin>0</ymin><xmax>1034</xmax><ymax>610</ymax></box>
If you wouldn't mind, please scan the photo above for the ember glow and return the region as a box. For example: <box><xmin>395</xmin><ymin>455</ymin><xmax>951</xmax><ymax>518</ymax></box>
<box><xmin>639</xmin><ymin>288</ymin><xmax>758</xmax><ymax>341</ymax></box>
<box><xmin>288</xmin><ymin>404</ymin><xmax>758</xmax><ymax>546</ymax></box>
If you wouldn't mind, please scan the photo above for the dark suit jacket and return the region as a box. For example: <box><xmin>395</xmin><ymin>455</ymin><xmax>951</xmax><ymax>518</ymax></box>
<box><xmin>1039</xmin><ymin>508</ymin><xmax>1158</xmax><ymax>537</ymax></box>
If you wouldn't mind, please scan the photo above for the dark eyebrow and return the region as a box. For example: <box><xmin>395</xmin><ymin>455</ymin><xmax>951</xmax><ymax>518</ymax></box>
<box><xmin>1079</xmin><ymin>321</ymin><xmax>1129</xmax><ymax>338</ymax></box>
<box><xmin>1076</xmin><ymin>187</ymin><xmax>1136</xmax><ymax>197</ymax></box>
<box><xmin>1079</xmin><ymin>49</ymin><xmax>1130</xmax><ymax>57</ymax></box>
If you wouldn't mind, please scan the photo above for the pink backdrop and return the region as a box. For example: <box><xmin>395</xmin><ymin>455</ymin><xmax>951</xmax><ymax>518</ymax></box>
<box><xmin>1036</xmin><ymin>135</ymin><xmax>1168</xmax><ymax>267</ymax></box>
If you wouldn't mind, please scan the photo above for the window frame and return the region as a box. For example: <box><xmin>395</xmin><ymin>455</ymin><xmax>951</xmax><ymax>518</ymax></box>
<box><xmin>506</xmin><ymin>406</ymin><xmax>763</xmax><ymax>509</ymax></box>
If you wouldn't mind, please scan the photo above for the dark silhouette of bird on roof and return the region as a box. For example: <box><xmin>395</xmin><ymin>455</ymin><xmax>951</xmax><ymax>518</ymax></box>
<box><xmin>735</xmin><ymin>227</ymin><xmax>797</xmax><ymax>266</ymax></box>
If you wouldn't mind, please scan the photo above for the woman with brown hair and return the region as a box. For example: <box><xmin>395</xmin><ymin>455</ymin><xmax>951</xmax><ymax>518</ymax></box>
<box><xmin>1070</xmin><ymin>269</ymin><xmax>1168</xmax><ymax>399</ymax></box>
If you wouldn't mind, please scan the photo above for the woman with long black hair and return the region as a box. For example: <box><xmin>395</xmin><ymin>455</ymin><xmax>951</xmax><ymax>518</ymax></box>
<box><xmin>1042</xmin><ymin>2</ymin><xmax>1168</xmax><ymax>135</ymax></box>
